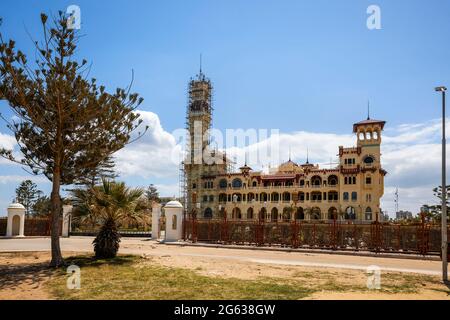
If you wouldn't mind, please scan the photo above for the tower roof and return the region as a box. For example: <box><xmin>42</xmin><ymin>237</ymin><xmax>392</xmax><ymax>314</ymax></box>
<box><xmin>353</xmin><ymin>119</ymin><xmax>386</xmax><ymax>132</ymax></box>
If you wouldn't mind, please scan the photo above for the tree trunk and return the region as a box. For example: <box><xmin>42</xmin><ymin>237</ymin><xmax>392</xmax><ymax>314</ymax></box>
<box><xmin>49</xmin><ymin>168</ymin><xmax>64</xmax><ymax>267</ymax></box>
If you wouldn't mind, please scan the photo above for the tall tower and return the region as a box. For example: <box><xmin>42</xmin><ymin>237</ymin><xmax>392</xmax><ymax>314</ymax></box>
<box><xmin>353</xmin><ymin>115</ymin><xmax>386</xmax><ymax>220</ymax></box>
<box><xmin>183</xmin><ymin>69</ymin><xmax>213</xmax><ymax>215</ymax></box>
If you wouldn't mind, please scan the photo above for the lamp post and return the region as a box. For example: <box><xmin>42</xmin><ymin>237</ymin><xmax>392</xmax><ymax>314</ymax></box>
<box><xmin>435</xmin><ymin>85</ymin><xmax>448</xmax><ymax>282</ymax></box>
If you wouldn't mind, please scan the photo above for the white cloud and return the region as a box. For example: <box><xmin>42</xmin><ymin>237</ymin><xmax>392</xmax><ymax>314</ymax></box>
<box><xmin>0</xmin><ymin>132</ymin><xmax>15</xmax><ymax>150</ymax></box>
<box><xmin>113</xmin><ymin>110</ymin><xmax>182</xmax><ymax>179</ymax></box>
<box><xmin>154</xmin><ymin>183</ymin><xmax>179</xmax><ymax>198</ymax></box>
<box><xmin>0</xmin><ymin>175</ymin><xmax>50</xmax><ymax>185</ymax></box>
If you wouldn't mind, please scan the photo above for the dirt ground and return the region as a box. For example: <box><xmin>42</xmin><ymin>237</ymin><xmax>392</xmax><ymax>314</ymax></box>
<box><xmin>1</xmin><ymin>251</ymin><xmax>449</xmax><ymax>300</ymax></box>
<box><xmin>0</xmin><ymin>252</ymin><xmax>82</xmax><ymax>300</ymax></box>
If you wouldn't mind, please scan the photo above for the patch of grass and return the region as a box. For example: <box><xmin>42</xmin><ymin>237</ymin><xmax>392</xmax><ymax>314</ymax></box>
<box><xmin>48</xmin><ymin>255</ymin><xmax>314</xmax><ymax>300</ymax></box>
<box><xmin>45</xmin><ymin>254</ymin><xmax>445</xmax><ymax>300</ymax></box>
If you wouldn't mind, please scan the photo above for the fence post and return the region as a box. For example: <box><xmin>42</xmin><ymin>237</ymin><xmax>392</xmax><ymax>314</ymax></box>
<box><xmin>151</xmin><ymin>203</ymin><xmax>162</xmax><ymax>240</ymax></box>
<box><xmin>62</xmin><ymin>205</ymin><xmax>73</xmax><ymax>237</ymax></box>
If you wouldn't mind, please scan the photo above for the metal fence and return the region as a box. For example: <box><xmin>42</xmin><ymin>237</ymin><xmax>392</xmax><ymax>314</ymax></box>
<box><xmin>0</xmin><ymin>216</ymin><xmax>61</xmax><ymax>236</ymax></box>
<box><xmin>183</xmin><ymin>216</ymin><xmax>448</xmax><ymax>256</ymax></box>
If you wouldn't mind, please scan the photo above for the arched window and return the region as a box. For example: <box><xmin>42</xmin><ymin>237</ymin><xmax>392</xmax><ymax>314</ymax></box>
<box><xmin>311</xmin><ymin>207</ymin><xmax>321</xmax><ymax>220</ymax></box>
<box><xmin>298</xmin><ymin>192</ymin><xmax>305</xmax><ymax>201</ymax></box>
<box><xmin>219</xmin><ymin>179</ymin><xmax>227</xmax><ymax>189</ymax></box>
<box><xmin>260</xmin><ymin>192</ymin><xmax>268</xmax><ymax>202</ymax></box>
<box><xmin>359</xmin><ymin>132</ymin><xmax>365</xmax><ymax>140</ymax></box>
<box><xmin>219</xmin><ymin>193</ymin><xmax>227</xmax><ymax>202</ymax></box>
<box><xmin>364</xmin><ymin>156</ymin><xmax>375</xmax><ymax>164</ymax></box>
<box><xmin>192</xmin><ymin>183</ymin><xmax>197</xmax><ymax>189</ymax></box>
<box><xmin>282</xmin><ymin>192</ymin><xmax>291</xmax><ymax>202</ymax></box>
<box><xmin>271</xmin><ymin>192</ymin><xmax>279</xmax><ymax>202</ymax></box>
<box><xmin>232</xmin><ymin>178</ymin><xmax>242</xmax><ymax>188</ymax></box>
<box><xmin>328</xmin><ymin>175</ymin><xmax>338</xmax><ymax>186</ymax></box>
<box><xmin>345</xmin><ymin>207</ymin><xmax>356</xmax><ymax>220</ymax></box>
<box><xmin>373</xmin><ymin>131</ymin><xmax>379</xmax><ymax>140</ymax></box>
<box><xmin>204</xmin><ymin>208</ymin><xmax>213</xmax><ymax>219</ymax></box>
<box><xmin>232</xmin><ymin>207</ymin><xmax>242</xmax><ymax>219</ymax></box>
<box><xmin>328</xmin><ymin>207</ymin><xmax>338</xmax><ymax>220</ymax></box>
<box><xmin>232</xmin><ymin>193</ymin><xmax>242</xmax><ymax>202</ymax></box>
<box><xmin>296</xmin><ymin>207</ymin><xmax>304</xmax><ymax>220</ymax></box>
<box><xmin>365</xmin><ymin>207</ymin><xmax>373</xmax><ymax>220</ymax></box>
<box><xmin>351</xmin><ymin>192</ymin><xmax>357</xmax><ymax>201</ymax></box>
<box><xmin>247</xmin><ymin>208</ymin><xmax>254</xmax><ymax>220</ymax></box>
<box><xmin>283</xmin><ymin>207</ymin><xmax>292</xmax><ymax>221</ymax></box>
<box><xmin>172</xmin><ymin>215</ymin><xmax>177</xmax><ymax>230</ymax></box>
<box><xmin>366</xmin><ymin>131</ymin><xmax>371</xmax><ymax>140</ymax></box>
<box><xmin>311</xmin><ymin>176</ymin><xmax>322</xmax><ymax>186</ymax></box>
<box><xmin>252</xmin><ymin>181</ymin><xmax>257</xmax><ymax>187</ymax></box>
<box><xmin>259</xmin><ymin>208</ymin><xmax>267</xmax><ymax>221</ymax></box>
<box><xmin>271</xmin><ymin>208</ymin><xmax>278</xmax><ymax>222</ymax></box>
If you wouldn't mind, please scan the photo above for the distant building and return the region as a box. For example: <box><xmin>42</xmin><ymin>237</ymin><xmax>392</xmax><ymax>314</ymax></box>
<box><xmin>380</xmin><ymin>210</ymin><xmax>390</xmax><ymax>221</ymax></box>
<box><xmin>396</xmin><ymin>210</ymin><xmax>413</xmax><ymax>220</ymax></box>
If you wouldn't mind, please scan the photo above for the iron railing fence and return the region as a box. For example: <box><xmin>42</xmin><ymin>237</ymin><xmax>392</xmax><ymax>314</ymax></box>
<box><xmin>0</xmin><ymin>216</ymin><xmax>61</xmax><ymax>236</ymax></box>
<box><xmin>183</xmin><ymin>217</ymin><xmax>449</xmax><ymax>256</ymax></box>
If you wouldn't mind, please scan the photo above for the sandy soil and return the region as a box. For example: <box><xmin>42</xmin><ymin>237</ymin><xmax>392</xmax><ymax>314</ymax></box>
<box><xmin>0</xmin><ymin>251</ymin><xmax>83</xmax><ymax>300</ymax></box>
<box><xmin>1</xmin><ymin>250</ymin><xmax>449</xmax><ymax>300</ymax></box>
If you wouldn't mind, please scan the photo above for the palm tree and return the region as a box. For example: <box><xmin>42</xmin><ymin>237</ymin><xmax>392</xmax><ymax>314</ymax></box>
<box><xmin>72</xmin><ymin>178</ymin><xmax>147</xmax><ymax>258</ymax></box>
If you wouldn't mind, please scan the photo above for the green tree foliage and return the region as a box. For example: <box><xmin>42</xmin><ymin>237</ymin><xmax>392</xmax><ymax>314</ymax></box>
<box><xmin>421</xmin><ymin>185</ymin><xmax>450</xmax><ymax>222</ymax></box>
<box><xmin>0</xmin><ymin>12</ymin><xmax>147</xmax><ymax>266</ymax></box>
<box><xmin>15</xmin><ymin>179</ymin><xmax>41</xmax><ymax>215</ymax></box>
<box><xmin>72</xmin><ymin>179</ymin><xmax>148</xmax><ymax>258</ymax></box>
<box><xmin>145</xmin><ymin>184</ymin><xmax>160</xmax><ymax>203</ymax></box>
<box><xmin>74</xmin><ymin>155</ymin><xmax>118</xmax><ymax>188</ymax></box>
<box><xmin>32</xmin><ymin>195</ymin><xmax>52</xmax><ymax>217</ymax></box>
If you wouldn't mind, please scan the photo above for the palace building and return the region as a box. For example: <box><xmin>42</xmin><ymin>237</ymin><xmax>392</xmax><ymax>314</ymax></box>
<box><xmin>182</xmin><ymin>70</ymin><xmax>387</xmax><ymax>222</ymax></box>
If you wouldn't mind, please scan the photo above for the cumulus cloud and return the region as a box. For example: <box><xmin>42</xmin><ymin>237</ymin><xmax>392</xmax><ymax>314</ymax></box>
<box><xmin>113</xmin><ymin>111</ymin><xmax>182</xmax><ymax>179</ymax></box>
<box><xmin>0</xmin><ymin>175</ymin><xmax>50</xmax><ymax>185</ymax></box>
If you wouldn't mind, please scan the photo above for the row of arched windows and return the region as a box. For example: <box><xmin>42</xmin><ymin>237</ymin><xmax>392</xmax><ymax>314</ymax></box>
<box><xmin>202</xmin><ymin>206</ymin><xmax>374</xmax><ymax>221</ymax></box>
<box><xmin>358</xmin><ymin>131</ymin><xmax>379</xmax><ymax>141</ymax></box>
<box><xmin>217</xmin><ymin>175</ymin><xmax>340</xmax><ymax>190</ymax></box>
<box><xmin>216</xmin><ymin>191</ymin><xmax>343</xmax><ymax>203</ymax></box>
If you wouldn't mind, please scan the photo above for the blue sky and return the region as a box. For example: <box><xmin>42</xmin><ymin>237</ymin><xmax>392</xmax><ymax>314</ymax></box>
<box><xmin>1</xmin><ymin>0</ymin><xmax>450</xmax><ymax>216</ymax></box>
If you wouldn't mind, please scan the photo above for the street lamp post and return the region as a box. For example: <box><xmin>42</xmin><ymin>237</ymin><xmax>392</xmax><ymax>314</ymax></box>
<box><xmin>436</xmin><ymin>85</ymin><xmax>448</xmax><ymax>282</ymax></box>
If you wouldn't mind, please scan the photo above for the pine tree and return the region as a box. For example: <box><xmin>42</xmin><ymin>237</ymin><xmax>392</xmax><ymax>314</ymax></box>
<box><xmin>75</xmin><ymin>155</ymin><xmax>118</xmax><ymax>188</ymax></box>
<box><xmin>15</xmin><ymin>179</ymin><xmax>41</xmax><ymax>216</ymax></box>
<box><xmin>0</xmin><ymin>12</ymin><xmax>147</xmax><ymax>266</ymax></box>
<box><xmin>145</xmin><ymin>184</ymin><xmax>160</xmax><ymax>203</ymax></box>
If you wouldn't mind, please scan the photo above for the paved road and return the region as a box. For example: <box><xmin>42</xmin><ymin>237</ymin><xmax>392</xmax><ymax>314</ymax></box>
<box><xmin>0</xmin><ymin>237</ymin><xmax>444</xmax><ymax>276</ymax></box>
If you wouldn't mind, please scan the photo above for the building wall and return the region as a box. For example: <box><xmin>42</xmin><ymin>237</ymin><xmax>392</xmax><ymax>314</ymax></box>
<box><xmin>184</xmin><ymin>74</ymin><xmax>386</xmax><ymax>222</ymax></box>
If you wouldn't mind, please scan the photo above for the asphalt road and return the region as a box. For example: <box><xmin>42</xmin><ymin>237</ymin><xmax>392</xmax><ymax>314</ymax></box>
<box><xmin>0</xmin><ymin>236</ymin><xmax>444</xmax><ymax>276</ymax></box>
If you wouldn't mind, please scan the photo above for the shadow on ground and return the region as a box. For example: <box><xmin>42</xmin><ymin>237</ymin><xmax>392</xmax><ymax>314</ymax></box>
<box><xmin>0</xmin><ymin>253</ymin><xmax>135</xmax><ymax>293</ymax></box>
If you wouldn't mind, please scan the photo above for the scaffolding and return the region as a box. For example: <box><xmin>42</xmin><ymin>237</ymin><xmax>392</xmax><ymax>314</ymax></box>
<box><xmin>180</xmin><ymin>70</ymin><xmax>216</xmax><ymax>215</ymax></box>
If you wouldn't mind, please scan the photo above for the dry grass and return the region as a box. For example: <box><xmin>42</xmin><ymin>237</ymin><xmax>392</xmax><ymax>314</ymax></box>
<box><xmin>45</xmin><ymin>254</ymin><xmax>448</xmax><ymax>300</ymax></box>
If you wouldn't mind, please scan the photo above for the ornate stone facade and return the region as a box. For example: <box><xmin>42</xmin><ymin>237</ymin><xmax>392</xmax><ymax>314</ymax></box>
<box><xmin>183</xmin><ymin>71</ymin><xmax>386</xmax><ymax>222</ymax></box>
